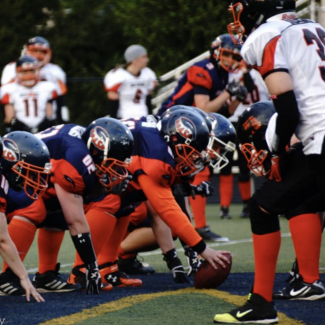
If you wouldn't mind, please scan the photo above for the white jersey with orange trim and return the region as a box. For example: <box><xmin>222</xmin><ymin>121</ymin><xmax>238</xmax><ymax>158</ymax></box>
<box><xmin>104</xmin><ymin>67</ymin><xmax>157</xmax><ymax>119</ymax></box>
<box><xmin>0</xmin><ymin>81</ymin><xmax>57</xmax><ymax>128</ymax></box>
<box><xmin>241</xmin><ymin>17</ymin><xmax>325</xmax><ymax>155</ymax></box>
<box><xmin>228</xmin><ymin>69</ymin><xmax>269</xmax><ymax>123</ymax></box>
<box><xmin>1</xmin><ymin>62</ymin><xmax>16</xmax><ymax>86</ymax></box>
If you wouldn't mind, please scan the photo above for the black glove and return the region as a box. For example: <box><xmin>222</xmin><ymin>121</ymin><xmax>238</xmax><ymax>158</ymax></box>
<box><xmin>195</xmin><ymin>181</ymin><xmax>214</xmax><ymax>197</ymax></box>
<box><xmin>163</xmin><ymin>249</ymin><xmax>190</xmax><ymax>283</ymax></box>
<box><xmin>226</xmin><ymin>80</ymin><xmax>247</xmax><ymax>101</ymax></box>
<box><xmin>85</xmin><ymin>262</ymin><xmax>101</xmax><ymax>294</ymax></box>
<box><xmin>184</xmin><ymin>247</ymin><xmax>202</xmax><ymax>276</ymax></box>
<box><xmin>110</xmin><ymin>175</ymin><xmax>132</xmax><ymax>195</ymax></box>
<box><xmin>172</xmin><ymin>183</ymin><xmax>195</xmax><ymax>198</ymax></box>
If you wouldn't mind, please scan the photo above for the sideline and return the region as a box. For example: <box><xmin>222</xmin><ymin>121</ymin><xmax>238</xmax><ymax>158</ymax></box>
<box><xmin>38</xmin><ymin>287</ymin><xmax>303</xmax><ymax>325</ymax></box>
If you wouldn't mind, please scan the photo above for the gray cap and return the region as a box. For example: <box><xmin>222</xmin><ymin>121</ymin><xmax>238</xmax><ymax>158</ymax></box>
<box><xmin>124</xmin><ymin>45</ymin><xmax>147</xmax><ymax>63</ymax></box>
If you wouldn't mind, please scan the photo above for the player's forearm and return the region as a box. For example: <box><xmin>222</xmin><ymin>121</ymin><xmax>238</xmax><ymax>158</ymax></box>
<box><xmin>202</xmin><ymin>91</ymin><xmax>230</xmax><ymax>113</ymax></box>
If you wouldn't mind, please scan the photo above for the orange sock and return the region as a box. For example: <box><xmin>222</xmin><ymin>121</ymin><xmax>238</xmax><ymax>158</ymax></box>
<box><xmin>189</xmin><ymin>166</ymin><xmax>210</xmax><ymax>229</ymax></box>
<box><xmin>72</xmin><ymin>209</ymin><xmax>117</xmax><ymax>268</ymax></box>
<box><xmin>253</xmin><ymin>231</ymin><xmax>281</xmax><ymax>302</ymax></box>
<box><xmin>98</xmin><ymin>216</ymin><xmax>130</xmax><ymax>266</ymax></box>
<box><xmin>38</xmin><ymin>228</ymin><xmax>65</xmax><ymax>274</ymax></box>
<box><xmin>219</xmin><ymin>174</ymin><xmax>233</xmax><ymax>207</ymax></box>
<box><xmin>3</xmin><ymin>218</ymin><xmax>37</xmax><ymax>271</ymax></box>
<box><xmin>238</xmin><ymin>180</ymin><xmax>251</xmax><ymax>202</ymax></box>
<box><xmin>289</xmin><ymin>214</ymin><xmax>322</xmax><ymax>283</ymax></box>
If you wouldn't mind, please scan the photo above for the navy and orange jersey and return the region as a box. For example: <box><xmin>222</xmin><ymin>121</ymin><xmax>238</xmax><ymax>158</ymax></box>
<box><xmin>0</xmin><ymin>171</ymin><xmax>10</xmax><ymax>214</ymax></box>
<box><xmin>37</xmin><ymin>124</ymin><xmax>98</xmax><ymax>196</ymax></box>
<box><xmin>157</xmin><ymin>58</ymin><xmax>229</xmax><ymax>116</ymax></box>
<box><xmin>123</xmin><ymin>115</ymin><xmax>177</xmax><ymax>188</ymax></box>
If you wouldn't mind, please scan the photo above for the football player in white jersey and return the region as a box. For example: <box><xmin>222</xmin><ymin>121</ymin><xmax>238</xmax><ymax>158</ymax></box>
<box><xmin>1</xmin><ymin>36</ymin><xmax>68</xmax><ymax>123</ymax></box>
<box><xmin>104</xmin><ymin>44</ymin><xmax>157</xmax><ymax>119</ymax></box>
<box><xmin>1</xmin><ymin>56</ymin><xmax>57</xmax><ymax>134</ymax></box>
<box><xmin>214</xmin><ymin>0</ymin><xmax>325</xmax><ymax>324</ymax></box>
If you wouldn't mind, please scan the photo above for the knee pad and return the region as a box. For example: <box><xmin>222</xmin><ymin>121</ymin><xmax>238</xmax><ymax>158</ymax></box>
<box><xmin>250</xmin><ymin>199</ymin><xmax>280</xmax><ymax>235</ymax></box>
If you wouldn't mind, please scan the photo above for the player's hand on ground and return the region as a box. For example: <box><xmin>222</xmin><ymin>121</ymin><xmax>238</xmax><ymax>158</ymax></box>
<box><xmin>86</xmin><ymin>262</ymin><xmax>101</xmax><ymax>294</ymax></box>
<box><xmin>200</xmin><ymin>247</ymin><xmax>231</xmax><ymax>269</ymax></box>
<box><xmin>20</xmin><ymin>276</ymin><xmax>45</xmax><ymax>302</ymax></box>
<box><xmin>163</xmin><ymin>248</ymin><xmax>190</xmax><ymax>283</ymax></box>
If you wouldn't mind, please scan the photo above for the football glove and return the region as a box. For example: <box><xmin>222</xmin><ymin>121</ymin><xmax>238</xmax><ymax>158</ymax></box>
<box><xmin>163</xmin><ymin>249</ymin><xmax>190</xmax><ymax>283</ymax></box>
<box><xmin>85</xmin><ymin>262</ymin><xmax>101</xmax><ymax>295</ymax></box>
<box><xmin>110</xmin><ymin>175</ymin><xmax>132</xmax><ymax>195</ymax></box>
<box><xmin>172</xmin><ymin>181</ymin><xmax>213</xmax><ymax>199</ymax></box>
<box><xmin>184</xmin><ymin>247</ymin><xmax>202</xmax><ymax>276</ymax></box>
<box><xmin>195</xmin><ymin>181</ymin><xmax>214</xmax><ymax>197</ymax></box>
<box><xmin>226</xmin><ymin>80</ymin><xmax>247</xmax><ymax>102</ymax></box>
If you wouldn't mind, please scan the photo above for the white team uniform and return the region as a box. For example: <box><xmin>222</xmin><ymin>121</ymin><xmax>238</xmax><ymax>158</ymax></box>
<box><xmin>0</xmin><ymin>81</ymin><xmax>57</xmax><ymax>128</ymax></box>
<box><xmin>104</xmin><ymin>67</ymin><xmax>157</xmax><ymax>119</ymax></box>
<box><xmin>228</xmin><ymin>69</ymin><xmax>269</xmax><ymax>123</ymax></box>
<box><xmin>242</xmin><ymin>16</ymin><xmax>325</xmax><ymax>155</ymax></box>
<box><xmin>1</xmin><ymin>62</ymin><xmax>67</xmax><ymax>119</ymax></box>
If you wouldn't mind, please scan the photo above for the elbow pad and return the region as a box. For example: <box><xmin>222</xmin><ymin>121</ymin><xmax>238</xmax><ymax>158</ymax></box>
<box><xmin>272</xmin><ymin>90</ymin><xmax>299</xmax><ymax>154</ymax></box>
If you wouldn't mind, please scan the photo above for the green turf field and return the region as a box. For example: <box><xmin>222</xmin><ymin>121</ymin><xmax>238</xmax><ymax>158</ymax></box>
<box><xmin>6</xmin><ymin>203</ymin><xmax>324</xmax><ymax>275</ymax></box>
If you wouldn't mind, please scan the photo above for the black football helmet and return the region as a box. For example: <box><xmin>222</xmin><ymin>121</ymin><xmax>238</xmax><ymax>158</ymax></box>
<box><xmin>157</xmin><ymin>108</ymin><xmax>210</xmax><ymax>177</ymax></box>
<box><xmin>237</xmin><ymin>100</ymin><xmax>276</xmax><ymax>176</ymax></box>
<box><xmin>16</xmin><ymin>55</ymin><xmax>40</xmax><ymax>87</ymax></box>
<box><xmin>207</xmin><ymin>113</ymin><xmax>237</xmax><ymax>170</ymax></box>
<box><xmin>82</xmin><ymin>117</ymin><xmax>134</xmax><ymax>191</ymax></box>
<box><xmin>1</xmin><ymin>131</ymin><xmax>51</xmax><ymax>199</ymax></box>
<box><xmin>228</xmin><ymin>0</ymin><xmax>296</xmax><ymax>44</ymax></box>
<box><xmin>24</xmin><ymin>36</ymin><xmax>51</xmax><ymax>66</ymax></box>
<box><xmin>210</xmin><ymin>34</ymin><xmax>243</xmax><ymax>72</ymax></box>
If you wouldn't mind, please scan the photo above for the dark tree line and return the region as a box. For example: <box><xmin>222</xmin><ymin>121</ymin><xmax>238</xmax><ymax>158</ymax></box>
<box><xmin>0</xmin><ymin>0</ymin><xmax>229</xmax><ymax>127</ymax></box>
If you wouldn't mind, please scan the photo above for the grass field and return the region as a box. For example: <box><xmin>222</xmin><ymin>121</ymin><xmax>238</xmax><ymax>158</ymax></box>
<box><xmin>0</xmin><ymin>203</ymin><xmax>325</xmax><ymax>325</ymax></box>
<box><xmin>9</xmin><ymin>203</ymin><xmax>324</xmax><ymax>275</ymax></box>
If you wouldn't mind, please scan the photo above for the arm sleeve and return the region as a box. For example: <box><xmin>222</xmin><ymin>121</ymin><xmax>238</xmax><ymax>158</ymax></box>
<box><xmin>108</xmin><ymin>99</ymin><xmax>119</xmax><ymax>118</ymax></box>
<box><xmin>137</xmin><ymin>174</ymin><xmax>203</xmax><ymax>248</ymax></box>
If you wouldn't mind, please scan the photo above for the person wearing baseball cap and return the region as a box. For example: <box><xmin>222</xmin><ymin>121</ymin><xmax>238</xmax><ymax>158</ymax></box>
<box><xmin>104</xmin><ymin>44</ymin><xmax>157</xmax><ymax>119</ymax></box>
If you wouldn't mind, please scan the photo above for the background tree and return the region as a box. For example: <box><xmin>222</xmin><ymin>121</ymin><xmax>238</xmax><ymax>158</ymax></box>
<box><xmin>0</xmin><ymin>0</ymin><xmax>228</xmax><ymax>129</ymax></box>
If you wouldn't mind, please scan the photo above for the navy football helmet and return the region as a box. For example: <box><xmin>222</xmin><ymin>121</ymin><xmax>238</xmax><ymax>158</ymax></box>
<box><xmin>210</xmin><ymin>34</ymin><xmax>242</xmax><ymax>72</ymax></box>
<box><xmin>157</xmin><ymin>108</ymin><xmax>210</xmax><ymax>177</ymax></box>
<box><xmin>16</xmin><ymin>55</ymin><xmax>40</xmax><ymax>87</ymax></box>
<box><xmin>237</xmin><ymin>100</ymin><xmax>276</xmax><ymax>176</ymax></box>
<box><xmin>207</xmin><ymin>113</ymin><xmax>237</xmax><ymax>170</ymax></box>
<box><xmin>24</xmin><ymin>36</ymin><xmax>51</xmax><ymax>66</ymax></box>
<box><xmin>228</xmin><ymin>0</ymin><xmax>296</xmax><ymax>44</ymax></box>
<box><xmin>82</xmin><ymin>117</ymin><xmax>134</xmax><ymax>190</ymax></box>
<box><xmin>1</xmin><ymin>131</ymin><xmax>51</xmax><ymax>199</ymax></box>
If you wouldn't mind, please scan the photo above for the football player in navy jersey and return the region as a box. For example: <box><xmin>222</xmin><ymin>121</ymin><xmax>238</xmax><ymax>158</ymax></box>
<box><xmin>0</xmin><ymin>118</ymin><xmax>134</xmax><ymax>295</ymax></box>
<box><xmin>67</xmin><ymin>108</ymin><xmax>232</xmax><ymax>288</ymax></box>
<box><xmin>158</xmin><ymin>34</ymin><xmax>251</xmax><ymax>241</ymax></box>
<box><xmin>0</xmin><ymin>131</ymin><xmax>51</xmax><ymax>301</ymax></box>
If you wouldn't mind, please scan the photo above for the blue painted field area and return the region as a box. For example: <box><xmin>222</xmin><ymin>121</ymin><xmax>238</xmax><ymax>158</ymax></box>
<box><xmin>0</xmin><ymin>272</ymin><xmax>323</xmax><ymax>325</ymax></box>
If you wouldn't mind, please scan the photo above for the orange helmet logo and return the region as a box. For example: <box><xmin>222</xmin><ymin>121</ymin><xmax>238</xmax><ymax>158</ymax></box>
<box><xmin>90</xmin><ymin>126</ymin><xmax>110</xmax><ymax>151</ymax></box>
<box><xmin>175</xmin><ymin>117</ymin><xmax>197</xmax><ymax>141</ymax></box>
<box><xmin>2</xmin><ymin>139</ymin><xmax>19</xmax><ymax>162</ymax></box>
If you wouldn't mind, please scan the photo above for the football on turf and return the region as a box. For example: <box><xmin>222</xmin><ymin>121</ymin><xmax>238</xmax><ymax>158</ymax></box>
<box><xmin>194</xmin><ymin>253</ymin><xmax>232</xmax><ymax>289</ymax></box>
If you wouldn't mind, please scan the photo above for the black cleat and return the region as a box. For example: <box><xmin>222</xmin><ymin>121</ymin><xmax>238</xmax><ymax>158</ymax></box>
<box><xmin>0</xmin><ymin>268</ymin><xmax>25</xmax><ymax>296</ymax></box>
<box><xmin>118</xmin><ymin>257</ymin><xmax>155</xmax><ymax>275</ymax></box>
<box><xmin>273</xmin><ymin>275</ymin><xmax>325</xmax><ymax>301</ymax></box>
<box><xmin>33</xmin><ymin>263</ymin><xmax>80</xmax><ymax>293</ymax></box>
<box><xmin>214</xmin><ymin>293</ymin><xmax>278</xmax><ymax>324</ymax></box>
<box><xmin>196</xmin><ymin>226</ymin><xmax>229</xmax><ymax>242</ymax></box>
<box><xmin>240</xmin><ymin>203</ymin><xmax>250</xmax><ymax>218</ymax></box>
<box><xmin>220</xmin><ymin>206</ymin><xmax>231</xmax><ymax>219</ymax></box>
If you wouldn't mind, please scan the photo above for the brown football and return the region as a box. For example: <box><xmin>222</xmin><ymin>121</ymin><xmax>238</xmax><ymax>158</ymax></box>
<box><xmin>194</xmin><ymin>253</ymin><xmax>232</xmax><ymax>289</ymax></box>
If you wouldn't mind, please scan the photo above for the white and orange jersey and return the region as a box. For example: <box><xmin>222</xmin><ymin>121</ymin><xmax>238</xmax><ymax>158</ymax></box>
<box><xmin>228</xmin><ymin>69</ymin><xmax>269</xmax><ymax>123</ymax></box>
<box><xmin>104</xmin><ymin>67</ymin><xmax>157</xmax><ymax>119</ymax></box>
<box><xmin>0</xmin><ymin>81</ymin><xmax>57</xmax><ymax>127</ymax></box>
<box><xmin>1</xmin><ymin>62</ymin><xmax>16</xmax><ymax>86</ymax></box>
<box><xmin>242</xmin><ymin>18</ymin><xmax>325</xmax><ymax>155</ymax></box>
